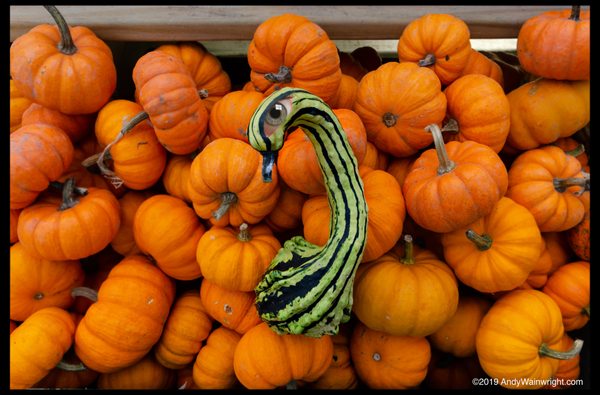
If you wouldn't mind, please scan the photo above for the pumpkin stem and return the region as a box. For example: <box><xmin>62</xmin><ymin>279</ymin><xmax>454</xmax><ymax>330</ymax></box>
<box><xmin>198</xmin><ymin>89</ymin><xmax>209</xmax><ymax>99</ymax></box>
<box><xmin>426</xmin><ymin>123</ymin><xmax>456</xmax><ymax>175</ymax></box>
<box><xmin>583</xmin><ymin>305</ymin><xmax>590</xmax><ymax>317</ymax></box>
<box><xmin>212</xmin><ymin>192</ymin><xmax>238</xmax><ymax>220</ymax></box>
<box><xmin>400</xmin><ymin>234</ymin><xmax>415</xmax><ymax>265</ymax></box>
<box><xmin>382</xmin><ymin>112</ymin><xmax>398</xmax><ymax>128</ymax></box>
<box><xmin>285</xmin><ymin>380</ymin><xmax>298</xmax><ymax>390</ymax></box>
<box><xmin>418</xmin><ymin>53</ymin><xmax>437</xmax><ymax>67</ymax></box>
<box><xmin>562</xmin><ymin>143</ymin><xmax>586</xmax><ymax>158</ymax></box>
<box><xmin>59</xmin><ymin>177</ymin><xmax>88</xmax><ymax>211</ymax></box>
<box><xmin>238</xmin><ymin>223</ymin><xmax>252</xmax><ymax>242</ymax></box>
<box><xmin>570</xmin><ymin>5</ymin><xmax>581</xmax><ymax>21</ymax></box>
<box><xmin>34</xmin><ymin>292</ymin><xmax>44</xmax><ymax>301</ymax></box>
<box><xmin>56</xmin><ymin>360</ymin><xmax>87</xmax><ymax>372</ymax></box>
<box><xmin>49</xmin><ymin>180</ymin><xmax>88</xmax><ymax>197</ymax></box>
<box><xmin>97</xmin><ymin>111</ymin><xmax>149</xmax><ymax>189</ymax></box>
<box><xmin>265</xmin><ymin>65</ymin><xmax>293</xmax><ymax>84</ymax></box>
<box><xmin>553</xmin><ymin>176</ymin><xmax>589</xmax><ymax>195</ymax></box>
<box><xmin>71</xmin><ymin>286</ymin><xmax>99</xmax><ymax>303</ymax></box>
<box><xmin>441</xmin><ymin>118</ymin><xmax>460</xmax><ymax>134</ymax></box>
<box><xmin>539</xmin><ymin>339</ymin><xmax>584</xmax><ymax>360</ymax></box>
<box><xmin>43</xmin><ymin>6</ymin><xmax>77</xmax><ymax>55</ymax></box>
<box><xmin>465</xmin><ymin>229</ymin><xmax>493</xmax><ymax>251</ymax></box>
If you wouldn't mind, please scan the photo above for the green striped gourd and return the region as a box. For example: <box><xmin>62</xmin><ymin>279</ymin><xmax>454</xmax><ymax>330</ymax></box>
<box><xmin>247</xmin><ymin>87</ymin><xmax>368</xmax><ymax>337</ymax></box>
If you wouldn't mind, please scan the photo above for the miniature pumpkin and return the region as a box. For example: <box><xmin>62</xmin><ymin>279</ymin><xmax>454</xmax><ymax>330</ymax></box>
<box><xmin>521</xmin><ymin>237</ymin><xmax>554</xmax><ymax>289</ymax></box>
<box><xmin>197</xmin><ymin>223</ymin><xmax>281</xmax><ymax>292</ymax></box>
<box><xmin>441</xmin><ymin>197</ymin><xmax>542</xmax><ymax>293</ymax></box>
<box><xmin>386</xmin><ymin>155</ymin><xmax>418</xmax><ymax>188</ymax></box>
<box><xmin>21</xmin><ymin>103</ymin><xmax>93</xmax><ymax>143</ymax></box>
<box><xmin>233</xmin><ymin>322</ymin><xmax>333</xmax><ymax>389</ymax></box>
<box><xmin>310</xmin><ymin>328</ymin><xmax>358</xmax><ymax>390</ymax></box>
<box><xmin>328</xmin><ymin>73</ymin><xmax>360</xmax><ymax>110</ymax></box>
<box><xmin>403</xmin><ymin>124</ymin><xmax>508</xmax><ymax>233</ymax></box>
<box><xmin>132</xmin><ymin>50</ymin><xmax>208</xmax><ymax>154</ymax></box>
<box><xmin>193</xmin><ymin>326</ymin><xmax>242</xmax><ymax>389</ymax></box>
<box><xmin>10</xmin><ymin>242</ymin><xmax>84</xmax><ymax>322</ymax></box>
<box><xmin>10</xmin><ymin>209</ymin><xmax>20</xmax><ymax>244</ymax></box>
<box><xmin>517</xmin><ymin>6</ymin><xmax>590</xmax><ymax>80</ymax></box>
<box><xmin>567</xmin><ymin>211</ymin><xmax>590</xmax><ymax>261</ymax></box>
<box><xmin>544</xmin><ymin>334</ymin><xmax>581</xmax><ymax>389</ymax></box>
<box><xmin>97</xmin><ymin>354</ymin><xmax>176</xmax><ymax>389</ymax></box>
<box><xmin>543</xmin><ymin>261</ymin><xmax>590</xmax><ymax>331</ymax></box>
<box><xmin>552</xmin><ymin>137</ymin><xmax>588</xmax><ymax>168</ymax></box>
<box><xmin>32</xmin><ymin>347</ymin><xmax>99</xmax><ymax>389</ymax></box>
<box><xmin>362</xmin><ymin>141</ymin><xmax>389</xmax><ymax>170</ymax></box>
<box><xmin>187</xmin><ymin>137</ymin><xmax>280</xmax><ymax>227</ymax></box>
<box><xmin>9</xmin><ymin>6</ymin><xmax>116</xmax><ymax>114</ymax></box>
<box><xmin>10</xmin><ymin>79</ymin><xmax>32</xmax><ymax>133</ymax></box>
<box><xmin>459</xmin><ymin>49</ymin><xmax>504</xmax><ymax>87</ymax></box>
<box><xmin>10</xmin><ymin>124</ymin><xmax>74</xmax><ymax>210</ymax></box>
<box><xmin>208</xmin><ymin>90</ymin><xmax>265</xmax><ymax>142</ymax></box>
<box><xmin>162</xmin><ymin>154</ymin><xmax>194</xmax><ymax>203</ymax></box>
<box><xmin>506</xmin><ymin>145</ymin><xmax>587</xmax><ymax>232</ymax></box>
<box><xmin>110</xmin><ymin>190</ymin><xmax>153</xmax><ymax>256</ymax></box>
<box><xmin>155</xmin><ymin>290</ymin><xmax>213</xmax><ymax>370</ymax></box>
<box><xmin>350</xmin><ymin>321</ymin><xmax>431</xmax><ymax>389</ymax></box>
<box><xmin>247</xmin><ymin>13</ymin><xmax>342</xmax><ymax>104</ymax></box>
<box><xmin>264</xmin><ymin>181</ymin><xmax>308</xmax><ymax>233</ymax></box>
<box><xmin>476</xmin><ymin>289</ymin><xmax>583</xmax><ymax>389</ymax></box>
<box><xmin>397</xmin><ymin>13</ymin><xmax>472</xmax><ymax>85</ymax></box>
<box><xmin>353</xmin><ymin>62</ymin><xmax>447</xmax><ymax>157</ymax></box>
<box><xmin>10</xmin><ymin>307</ymin><xmax>76</xmax><ymax>389</ymax></box>
<box><xmin>74</xmin><ymin>255</ymin><xmax>176</xmax><ymax>373</ymax></box>
<box><xmin>353</xmin><ymin>235</ymin><xmax>459</xmax><ymax>337</ymax></box>
<box><xmin>17</xmin><ymin>179</ymin><xmax>121</xmax><ymax>261</ymax></box>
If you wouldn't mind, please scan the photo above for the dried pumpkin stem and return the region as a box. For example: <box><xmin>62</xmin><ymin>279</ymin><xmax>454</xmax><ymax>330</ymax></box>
<box><xmin>553</xmin><ymin>176</ymin><xmax>589</xmax><ymax>194</ymax></box>
<box><xmin>570</xmin><ymin>5</ymin><xmax>581</xmax><ymax>21</ymax></box>
<box><xmin>583</xmin><ymin>305</ymin><xmax>590</xmax><ymax>317</ymax></box>
<box><xmin>212</xmin><ymin>192</ymin><xmax>238</xmax><ymax>220</ymax></box>
<box><xmin>539</xmin><ymin>339</ymin><xmax>584</xmax><ymax>360</ymax></box>
<box><xmin>265</xmin><ymin>65</ymin><xmax>293</xmax><ymax>84</ymax></box>
<box><xmin>56</xmin><ymin>360</ymin><xmax>87</xmax><ymax>372</ymax></box>
<box><xmin>441</xmin><ymin>118</ymin><xmax>460</xmax><ymax>134</ymax></box>
<box><xmin>238</xmin><ymin>223</ymin><xmax>252</xmax><ymax>242</ymax></box>
<box><xmin>465</xmin><ymin>229</ymin><xmax>493</xmax><ymax>251</ymax></box>
<box><xmin>563</xmin><ymin>143</ymin><xmax>586</xmax><ymax>158</ymax></box>
<box><xmin>43</xmin><ymin>6</ymin><xmax>76</xmax><ymax>55</ymax></box>
<box><xmin>59</xmin><ymin>177</ymin><xmax>88</xmax><ymax>211</ymax></box>
<box><xmin>382</xmin><ymin>112</ymin><xmax>398</xmax><ymax>128</ymax></box>
<box><xmin>418</xmin><ymin>53</ymin><xmax>437</xmax><ymax>67</ymax></box>
<box><xmin>49</xmin><ymin>180</ymin><xmax>88</xmax><ymax>197</ymax></box>
<box><xmin>400</xmin><ymin>234</ymin><xmax>415</xmax><ymax>265</ymax></box>
<box><xmin>426</xmin><ymin>123</ymin><xmax>456</xmax><ymax>175</ymax></box>
<box><xmin>198</xmin><ymin>89</ymin><xmax>209</xmax><ymax>99</ymax></box>
<box><xmin>71</xmin><ymin>286</ymin><xmax>99</xmax><ymax>303</ymax></box>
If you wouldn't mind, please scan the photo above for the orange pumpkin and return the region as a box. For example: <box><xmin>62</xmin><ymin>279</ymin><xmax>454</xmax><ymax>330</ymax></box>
<box><xmin>476</xmin><ymin>289</ymin><xmax>582</xmax><ymax>389</ymax></box>
<box><xmin>132</xmin><ymin>50</ymin><xmax>209</xmax><ymax>155</ymax></box>
<box><xmin>133</xmin><ymin>194</ymin><xmax>205</xmax><ymax>280</ymax></box>
<box><xmin>403</xmin><ymin>124</ymin><xmax>508</xmax><ymax>233</ymax></box>
<box><xmin>33</xmin><ymin>347</ymin><xmax>99</xmax><ymax>389</ymax></box>
<box><xmin>17</xmin><ymin>179</ymin><xmax>121</xmax><ymax>261</ymax></box>
<box><xmin>517</xmin><ymin>6</ymin><xmax>590</xmax><ymax>81</ymax></box>
<box><xmin>154</xmin><ymin>41</ymin><xmax>232</xmax><ymax>112</ymax></box>
<box><xmin>21</xmin><ymin>103</ymin><xmax>93</xmax><ymax>143</ymax></box>
<box><xmin>162</xmin><ymin>154</ymin><xmax>194</xmax><ymax>203</ymax></box>
<box><xmin>302</xmin><ymin>166</ymin><xmax>405</xmax><ymax>263</ymax></box>
<box><xmin>233</xmin><ymin>322</ymin><xmax>333</xmax><ymax>389</ymax></box>
<box><xmin>459</xmin><ymin>49</ymin><xmax>504</xmax><ymax>87</ymax></box>
<box><xmin>10</xmin><ymin>307</ymin><xmax>76</xmax><ymax>389</ymax></box>
<box><xmin>10</xmin><ymin>79</ymin><xmax>32</xmax><ymax>133</ymax></box>
<box><xmin>428</xmin><ymin>295</ymin><xmax>492</xmax><ymax>357</ymax></box>
<box><xmin>74</xmin><ymin>255</ymin><xmax>176</xmax><ymax>373</ymax></box>
<box><xmin>350</xmin><ymin>321</ymin><xmax>431</xmax><ymax>389</ymax></box>
<box><xmin>110</xmin><ymin>190</ymin><xmax>153</xmax><ymax>256</ymax></box>
<box><xmin>442</xmin><ymin>74</ymin><xmax>510</xmax><ymax>153</ymax></box>
<box><xmin>187</xmin><ymin>137</ymin><xmax>280</xmax><ymax>227</ymax></box>
<box><xmin>310</xmin><ymin>328</ymin><xmax>358</xmax><ymax>390</ymax></box>
<box><xmin>441</xmin><ymin>197</ymin><xmax>542</xmax><ymax>293</ymax></box>
<box><xmin>521</xmin><ymin>237</ymin><xmax>554</xmax><ymax>289</ymax></box>
<box><xmin>155</xmin><ymin>290</ymin><xmax>213</xmax><ymax>370</ymax></box>
<box><xmin>362</xmin><ymin>141</ymin><xmax>390</xmax><ymax>170</ymax></box>
<box><xmin>10</xmin><ymin>209</ymin><xmax>20</xmax><ymax>244</ymax></box>
<box><xmin>543</xmin><ymin>261</ymin><xmax>590</xmax><ymax>331</ymax></box>
<box><xmin>353</xmin><ymin>62</ymin><xmax>447</xmax><ymax>158</ymax></box>
<box><xmin>552</xmin><ymin>137</ymin><xmax>588</xmax><ymax>168</ymax></box>
<box><xmin>10</xmin><ymin>124</ymin><xmax>74</xmax><ymax>210</ymax></box>
<box><xmin>208</xmin><ymin>90</ymin><xmax>265</xmax><ymax>142</ymax></box>
<box><xmin>193</xmin><ymin>326</ymin><xmax>242</xmax><ymax>389</ymax></box>
<box><xmin>386</xmin><ymin>155</ymin><xmax>418</xmax><ymax>189</ymax></box>
<box><xmin>247</xmin><ymin>13</ymin><xmax>341</xmax><ymax>104</ymax></box>
<box><xmin>545</xmin><ymin>334</ymin><xmax>581</xmax><ymax>389</ymax></box>
<box><xmin>506</xmin><ymin>145</ymin><xmax>587</xmax><ymax>232</ymax></box>
<box><xmin>97</xmin><ymin>354</ymin><xmax>176</xmax><ymax>389</ymax></box>
<box><xmin>197</xmin><ymin>223</ymin><xmax>281</xmax><ymax>292</ymax></box>
<box><xmin>10</xmin><ymin>242</ymin><xmax>84</xmax><ymax>322</ymax></box>
<box><xmin>9</xmin><ymin>6</ymin><xmax>116</xmax><ymax>114</ymax></box>
<box><xmin>199</xmin><ymin>280</ymin><xmax>262</xmax><ymax>335</ymax></box>
<box><xmin>567</xmin><ymin>211</ymin><xmax>590</xmax><ymax>261</ymax></box>
<box><xmin>353</xmin><ymin>235</ymin><xmax>459</xmax><ymax>337</ymax></box>
<box><xmin>544</xmin><ymin>232</ymin><xmax>574</xmax><ymax>275</ymax></box>
<box><xmin>328</xmin><ymin>74</ymin><xmax>360</xmax><ymax>110</ymax></box>
<box><xmin>397</xmin><ymin>13</ymin><xmax>472</xmax><ymax>85</ymax></box>
<box><xmin>264</xmin><ymin>181</ymin><xmax>308</xmax><ymax>233</ymax></box>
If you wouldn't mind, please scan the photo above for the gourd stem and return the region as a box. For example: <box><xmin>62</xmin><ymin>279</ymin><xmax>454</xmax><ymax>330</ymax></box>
<box><xmin>418</xmin><ymin>53</ymin><xmax>436</xmax><ymax>67</ymax></box>
<box><xmin>56</xmin><ymin>360</ymin><xmax>87</xmax><ymax>372</ymax></box>
<box><xmin>583</xmin><ymin>305</ymin><xmax>590</xmax><ymax>317</ymax></box>
<box><xmin>97</xmin><ymin>111</ymin><xmax>149</xmax><ymax>188</ymax></box>
<box><xmin>59</xmin><ymin>177</ymin><xmax>87</xmax><ymax>211</ymax></box>
<box><xmin>382</xmin><ymin>112</ymin><xmax>398</xmax><ymax>128</ymax></box>
<box><xmin>539</xmin><ymin>339</ymin><xmax>584</xmax><ymax>360</ymax></box>
<box><xmin>553</xmin><ymin>177</ymin><xmax>589</xmax><ymax>193</ymax></box>
<box><xmin>238</xmin><ymin>223</ymin><xmax>252</xmax><ymax>242</ymax></box>
<box><xmin>212</xmin><ymin>192</ymin><xmax>238</xmax><ymax>220</ymax></box>
<box><xmin>426</xmin><ymin>123</ymin><xmax>456</xmax><ymax>175</ymax></box>
<box><xmin>400</xmin><ymin>234</ymin><xmax>415</xmax><ymax>265</ymax></box>
<box><xmin>570</xmin><ymin>5</ymin><xmax>581</xmax><ymax>21</ymax></box>
<box><xmin>71</xmin><ymin>286</ymin><xmax>99</xmax><ymax>302</ymax></box>
<box><xmin>465</xmin><ymin>229</ymin><xmax>493</xmax><ymax>251</ymax></box>
<box><xmin>43</xmin><ymin>6</ymin><xmax>77</xmax><ymax>55</ymax></box>
<box><xmin>265</xmin><ymin>65</ymin><xmax>293</xmax><ymax>84</ymax></box>
<box><xmin>441</xmin><ymin>118</ymin><xmax>460</xmax><ymax>134</ymax></box>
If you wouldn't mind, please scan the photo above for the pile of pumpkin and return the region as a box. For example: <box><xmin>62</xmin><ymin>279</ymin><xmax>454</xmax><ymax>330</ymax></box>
<box><xmin>10</xmin><ymin>5</ymin><xmax>589</xmax><ymax>390</ymax></box>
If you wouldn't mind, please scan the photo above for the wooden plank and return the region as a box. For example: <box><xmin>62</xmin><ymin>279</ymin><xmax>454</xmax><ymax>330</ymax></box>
<box><xmin>10</xmin><ymin>5</ymin><xmax>580</xmax><ymax>42</ymax></box>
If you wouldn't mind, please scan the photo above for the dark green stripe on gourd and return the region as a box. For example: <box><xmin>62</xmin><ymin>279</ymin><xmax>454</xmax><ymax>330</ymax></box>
<box><xmin>247</xmin><ymin>87</ymin><xmax>368</xmax><ymax>337</ymax></box>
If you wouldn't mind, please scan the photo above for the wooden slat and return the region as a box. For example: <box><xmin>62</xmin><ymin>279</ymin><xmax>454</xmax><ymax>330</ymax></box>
<box><xmin>10</xmin><ymin>5</ymin><xmax>579</xmax><ymax>42</ymax></box>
